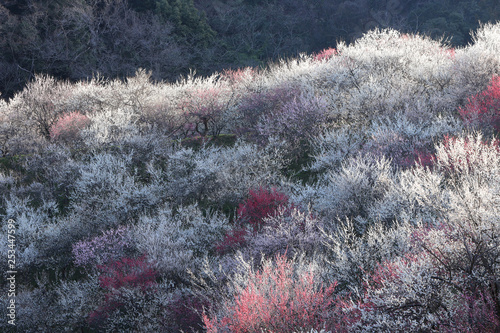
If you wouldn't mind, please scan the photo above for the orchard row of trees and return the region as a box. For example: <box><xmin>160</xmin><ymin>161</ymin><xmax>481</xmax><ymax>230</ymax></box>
<box><xmin>1</xmin><ymin>0</ymin><xmax>500</xmax><ymax>99</ymax></box>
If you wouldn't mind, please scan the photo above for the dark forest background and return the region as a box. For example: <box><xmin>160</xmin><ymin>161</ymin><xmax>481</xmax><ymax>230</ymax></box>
<box><xmin>1</xmin><ymin>0</ymin><xmax>499</xmax><ymax>99</ymax></box>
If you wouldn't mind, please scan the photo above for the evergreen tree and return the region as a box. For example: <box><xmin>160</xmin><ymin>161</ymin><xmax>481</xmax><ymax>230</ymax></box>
<box><xmin>128</xmin><ymin>0</ymin><xmax>215</xmax><ymax>45</ymax></box>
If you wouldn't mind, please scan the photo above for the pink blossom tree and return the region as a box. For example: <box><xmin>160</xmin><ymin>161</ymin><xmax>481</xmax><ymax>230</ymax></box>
<box><xmin>50</xmin><ymin>111</ymin><xmax>91</xmax><ymax>143</ymax></box>
<box><xmin>203</xmin><ymin>253</ymin><xmax>350</xmax><ymax>332</ymax></box>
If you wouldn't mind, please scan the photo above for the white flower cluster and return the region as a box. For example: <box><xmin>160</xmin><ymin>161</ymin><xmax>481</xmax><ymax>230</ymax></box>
<box><xmin>1</xmin><ymin>23</ymin><xmax>500</xmax><ymax>332</ymax></box>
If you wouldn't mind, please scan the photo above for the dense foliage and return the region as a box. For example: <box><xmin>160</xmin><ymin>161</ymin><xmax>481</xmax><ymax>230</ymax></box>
<box><xmin>1</xmin><ymin>22</ymin><xmax>500</xmax><ymax>332</ymax></box>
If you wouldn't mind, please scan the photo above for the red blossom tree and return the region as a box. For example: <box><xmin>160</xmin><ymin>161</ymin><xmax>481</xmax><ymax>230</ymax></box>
<box><xmin>236</xmin><ymin>187</ymin><xmax>290</xmax><ymax>231</ymax></box>
<box><xmin>459</xmin><ymin>75</ymin><xmax>500</xmax><ymax>135</ymax></box>
<box><xmin>88</xmin><ymin>255</ymin><xmax>157</xmax><ymax>328</ymax></box>
<box><xmin>215</xmin><ymin>187</ymin><xmax>290</xmax><ymax>254</ymax></box>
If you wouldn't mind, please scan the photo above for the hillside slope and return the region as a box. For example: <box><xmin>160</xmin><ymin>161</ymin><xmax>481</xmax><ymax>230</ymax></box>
<box><xmin>1</xmin><ymin>23</ymin><xmax>500</xmax><ymax>332</ymax></box>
